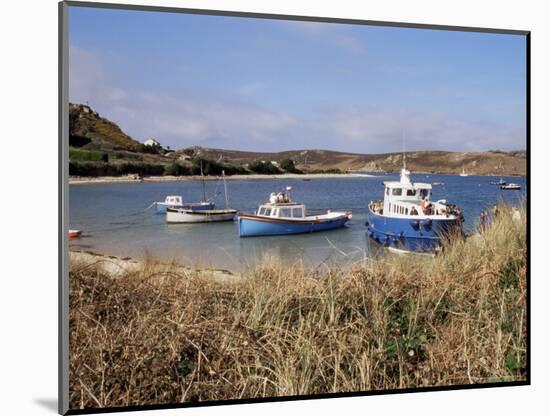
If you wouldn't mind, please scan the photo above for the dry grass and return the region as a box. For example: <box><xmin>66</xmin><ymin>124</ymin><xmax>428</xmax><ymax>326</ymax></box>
<box><xmin>69</xmin><ymin>205</ymin><xmax>527</xmax><ymax>410</ymax></box>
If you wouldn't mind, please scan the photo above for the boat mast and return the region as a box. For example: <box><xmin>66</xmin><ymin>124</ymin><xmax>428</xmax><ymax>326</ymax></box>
<box><xmin>402</xmin><ymin>130</ymin><xmax>406</xmax><ymax>169</ymax></box>
<box><xmin>222</xmin><ymin>170</ymin><xmax>229</xmax><ymax>209</ymax></box>
<box><xmin>200</xmin><ymin>160</ymin><xmax>206</xmax><ymax>202</ymax></box>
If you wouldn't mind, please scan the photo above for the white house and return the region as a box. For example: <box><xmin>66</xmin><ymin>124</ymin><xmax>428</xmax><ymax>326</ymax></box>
<box><xmin>144</xmin><ymin>138</ymin><xmax>161</xmax><ymax>147</ymax></box>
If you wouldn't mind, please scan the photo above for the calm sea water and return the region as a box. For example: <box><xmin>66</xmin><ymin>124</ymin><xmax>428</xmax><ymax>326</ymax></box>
<box><xmin>69</xmin><ymin>174</ymin><xmax>526</xmax><ymax>270</ymax></box>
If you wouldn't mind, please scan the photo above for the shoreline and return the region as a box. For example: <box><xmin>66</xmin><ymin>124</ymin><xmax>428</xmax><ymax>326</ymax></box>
<box><xmin>69</xmin><ymin>172</ymin><xmax>372</xmax><ymax>185</ymax></box>
<box><xmin>69</xmin><ymin>171</ymin><xmax>524</xmax><ymax>185</ymax></box>
<box><xmin>69</xmin><ymin>249</ymin><xmax>239</xmax><ymax>282</ymax></box>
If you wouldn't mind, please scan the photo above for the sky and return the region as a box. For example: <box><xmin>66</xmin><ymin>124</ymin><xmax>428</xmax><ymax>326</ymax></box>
<box><xmin>69</xmin><ymin>6</ymin><xmax>527</xmax><ymax>153</ymax></box>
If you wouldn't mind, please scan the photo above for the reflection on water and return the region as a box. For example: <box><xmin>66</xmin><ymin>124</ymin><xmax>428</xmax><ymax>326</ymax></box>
<box><xmin>69</xmin><ymin>174</ymin><xmax>526</xmax><ymax>271</ymax></box>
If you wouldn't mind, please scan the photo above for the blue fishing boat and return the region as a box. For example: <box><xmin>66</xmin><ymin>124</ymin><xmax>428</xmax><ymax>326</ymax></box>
<box><xmin>238</xmin><ymin>187</ymin><xmax>352</xmax><ymax>237</ymax></box>
<box><xmin>366</xmin><ymin>165</ymin><xmax>463</xmax><ymax>253</ymax></box>
<box><xmin>153</xmin><ymin>195</ymin><xmax>214</xmax><ymax>214</ymax></box>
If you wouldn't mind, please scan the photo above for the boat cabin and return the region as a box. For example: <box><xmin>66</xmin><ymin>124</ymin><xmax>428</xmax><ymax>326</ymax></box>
<box><xmin>257</xmin><ymin>202</ymin><xmax>305</xmax><ymax>219</ymax></box>
<box><xmin>256</xmin><ymin>188</ymin><xmax>306</xmax><ymax>219</ymax></box>
<box><xmin>164</xmin><ymin>195</ymin><xmax>183</xmax><ymax>206</ymax></box>
<box><xmin>371</xmin><ymin>168</ymin><xmax>448</xmax><ymax>218</ymax></box>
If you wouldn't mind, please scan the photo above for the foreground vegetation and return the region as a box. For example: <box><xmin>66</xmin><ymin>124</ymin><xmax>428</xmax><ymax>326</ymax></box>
<box><xmin>69</xmin><ymin>157</ymin><xmax>342</xmax><ymax>178</ymax></box>
<box><xmin>69</xmin><ymin>206</ymin><xmax>527</xmax><ymax>410</ymax></box>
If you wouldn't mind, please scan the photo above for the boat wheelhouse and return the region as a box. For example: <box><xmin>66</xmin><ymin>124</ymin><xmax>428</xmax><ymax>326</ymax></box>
<box><xmin>366</xmin><ymin>167</ymin><xmax>463</xmax><ymax>253</ymax></box>
<box><xmin>154</xmin><ymin>195</ymin><xmax>214</xmax><ymax>214</ymax></box>
<box><xmin>238</xmin><ymin>188</ymin><xmax>352</xmax><ymax>237</ymax></box>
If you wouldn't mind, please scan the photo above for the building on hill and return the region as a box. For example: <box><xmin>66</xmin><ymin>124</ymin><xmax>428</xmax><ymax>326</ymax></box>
<box><xmin>144</xmin><ymin>138</ymin><xmax>161</xmax><ymax>147</ymax></box>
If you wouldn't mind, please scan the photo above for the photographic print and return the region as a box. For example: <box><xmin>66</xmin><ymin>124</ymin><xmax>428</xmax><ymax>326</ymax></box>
<box><xmin>61</xmin><ymin>2</ymin><xmax>529</xmax><ymax>413</ymax></box>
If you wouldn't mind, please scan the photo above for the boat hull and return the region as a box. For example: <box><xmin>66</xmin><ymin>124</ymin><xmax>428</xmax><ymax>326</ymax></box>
<box><xmin>155</xmin><ymin>201</ymin><xmax>214</xmax><ymax>214</ymax></box>
<box><xmin>238</xmin><ymin>214</ymin><xmax>350</xmax><ymax>237</ymax></box>
<box><xmin>366</xmin><ymin>209</ymin><xmax>462</xmax><ymax>253</ymax></box>
<box><xmin>68</xmin><ymin>229</ymin><xmax>82</xmax><ymax>239</ymax></box>
<box><xmin>166</xmin><ymin>208</ymin><xmax>236</xmax><ymax>223</ymax></box>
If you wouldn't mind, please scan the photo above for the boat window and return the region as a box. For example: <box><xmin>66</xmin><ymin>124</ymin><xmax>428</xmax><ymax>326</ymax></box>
<box><xmin>420</xmin><ymin>189</ymin><xmax>430</xmax><ymax>199</ymax></box>
<box><xmin>406</xmin><ymin>189</ymin><xmax>416</xmax><ymax>196</ymax></box>
<box><xmin>386</xmin><ymin>188</ymin><xmax>390</xmax><ymax>196</ymax></box>
<box><xmin>392</xmin><ymin>188</ymin><xmax>402</xmax><ymax>196</ymax></box>
<box><xmin>292</xmin><ymin>207</ymin><xmax>304</xmax><ymax>218</ymax></box>
<box><xmin>279</xmin><ymin>208</ymin><xmax>291</xmax><ymax>218</ymax></box>
<box><xmin>264</xmin><ymin>208</ymin><xmax>272</xmax><ymax>216</ymax></box>
<box><xmin>405</xmin><ymin>208</ymin><xmax>409</xmax><ymax>215</ymax></box>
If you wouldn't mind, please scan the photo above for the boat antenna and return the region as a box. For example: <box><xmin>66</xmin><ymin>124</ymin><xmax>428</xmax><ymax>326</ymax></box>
<box><xmin>402</xmin><ymin>130</ymin><xmax>406</xmax><ymax>169</ymax></box>
<box><xmin>222</xmin><ymin>170</ymin><xmax>229</xmax><ymax>209</ymax></box>
<box><xmin>200</xmin><ymin>159</ymin><xmax>206</xmax><ymax>202</ymax></box>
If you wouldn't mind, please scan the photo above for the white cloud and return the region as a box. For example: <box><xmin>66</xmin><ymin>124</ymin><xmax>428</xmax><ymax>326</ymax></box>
<box><xmin>69</xmin><ymin>46</ymin><xmax>297</xmax><ymax>148</ymax></box>
<box><xmin>325</xmin><ymin>106</ymin><xmax>525</xmax><ymax>153</ymax></box>
<box><xmin>281</xmin><ymin>20</ymin><xmax>365</xmax><ymax>55</ymax></box>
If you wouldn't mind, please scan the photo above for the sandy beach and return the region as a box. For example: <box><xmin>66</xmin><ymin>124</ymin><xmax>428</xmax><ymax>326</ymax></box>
<box><xmin>70</xmin><ymin>250</ymin><xmax>239</xmax><ymax>282</ymax></box>
<box><xmin>68</xmin><ymin>172</ymin><xmax>376</xmax><ymax>185</ymax></box>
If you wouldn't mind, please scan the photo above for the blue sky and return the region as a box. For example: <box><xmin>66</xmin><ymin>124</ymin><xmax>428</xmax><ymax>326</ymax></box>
<box><xmin>69</xmin><ymin>6</ymin><xmax>526</xmax><ymax>153</ymax></box>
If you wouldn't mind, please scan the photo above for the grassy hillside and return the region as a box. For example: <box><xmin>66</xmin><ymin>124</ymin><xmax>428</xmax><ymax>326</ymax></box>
<box><xmin>69</xmin><ymin>103</ymin><xmax>143</xmax><ymax>151</ymax></box>
<box><xmin>69</xmin><ymin>205</ymin><xmax>526</xmax><ymax>409</ymax></box>
<box><xmin>180</xmin><ymin>147</ymin><xmax>526</xmax><ymax>176</ymax></box>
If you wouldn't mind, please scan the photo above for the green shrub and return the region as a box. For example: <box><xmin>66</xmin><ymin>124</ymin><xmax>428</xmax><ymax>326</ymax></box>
<box><xmin>117</xmin><ymin>162</ymin><xmax>165</xmax><ymax>176</ymax></box>
<box><xmin>69</xmin><ymin>147</ymin><xmax>108</xmax><ymax>162</ymax></box>
<box><xmin>164</xmin><ymin>162</ymin><xmax>191</xmax><ymax>176</ymax></box>
<box><xmin>189</xmin><ymin>158</ymin><xmax>248</xmax><ymax>176</ymax></box>
<box><xmin>248</xmin><ymin>160</ymin><xmax>282</xmax><ymax>174</ymax></box>
<box><xmin>280</xmin><ymin>158</ymin><xmax>302</xmax><ymax>173</ymax></box>
<box><xmin>306</xmin><ymin>168</ymin><xmax>342</xmax><ymax>174</ymax></box>
<box><xmin>191</xmin><ymin>157</ymin><xmax>224</xmax><ymax>175</ymax></box>
<box><xmin>69</xmin><ymin>161</ymin><xmax>118</xmax><ymax>177</ymax></box>
<box><xmin>140</xmin><ymin>144</ymin><xmax>161</xmax><ymax>154</ymax></box>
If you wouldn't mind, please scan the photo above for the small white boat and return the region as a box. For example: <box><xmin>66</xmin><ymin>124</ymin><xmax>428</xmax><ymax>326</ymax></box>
<box><xmin>154</xmin><ymin>161</ymin><xmax>216</xmax><ymax>213</ymax></box>
<box><xmin>167</xmin><ymin>207</ymin><xmax>237</xmax><ymax>223</ymax></box>
<box><xmin>154</xmin><ymin>195</ymin><xmax>214</xmax><ymax>213</ymax></box>
<box><xmin>459</xmin><ymin>167</ymin><xmax>469</xmax><ymax>177</ymax></box>
<box><xmin>166</xmin><ymin>170</ymin><xmax>237</xmax><ymax>223</ymax></box>
<box><xmin>501</xmin><ymin>183</ymin><xmax>521</xmax><ymax>190</ymax></box>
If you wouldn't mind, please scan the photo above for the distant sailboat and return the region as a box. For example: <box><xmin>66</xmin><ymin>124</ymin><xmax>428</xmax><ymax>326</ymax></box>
<box><xmin>459</xmin><ymin>166</ymin><xmax>469</xmax><ymax>177</ymax></box>
<box><xmin>501</xmin><ymin>183</ymin><xmax>521</xmax><ymax>190</ymax></box>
